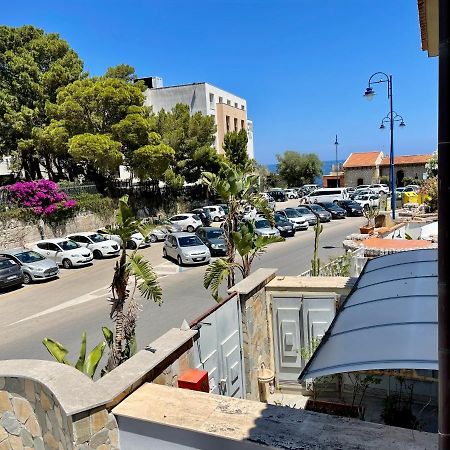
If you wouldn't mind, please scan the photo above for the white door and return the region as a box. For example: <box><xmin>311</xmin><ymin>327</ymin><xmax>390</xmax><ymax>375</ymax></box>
<box><xmin>46</xmin><ymin>243</ymin><xmax>60</xmax><ymax>264</ymax></box>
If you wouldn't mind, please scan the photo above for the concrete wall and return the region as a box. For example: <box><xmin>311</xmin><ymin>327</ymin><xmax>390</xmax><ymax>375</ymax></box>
<box><xmin>0</xmin><ymin>213</ymin><xmax>114</xmax><ymax>250</ymax></box>
<box><xmin>216</xmin><ymin>102</ymin><xmax>248</xmax><ymax>155</ymax></box>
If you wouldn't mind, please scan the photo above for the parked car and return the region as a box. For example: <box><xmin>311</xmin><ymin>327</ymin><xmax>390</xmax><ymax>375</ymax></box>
<box><xmin>67</xmin><ymin>232</ymin><xmax>120</xmax><ymax>259</ymax></box>
<box><xmin>0</xmin><ymin>248</ymin><xmax>59</xmax><ymax>284</ymax></box>
<box><xmin>242</xmin><ymin>205</ymin><xmax>257</xmax><ymax>222</ymax></box>
<box><xmin>289</xmin><ymin>206</ymin><xmax>317</xmax><ymax>225</ymax></box>
<box><xmin>254</xmin><ymin>218</ymin><xmax>281</xmax><ymax>237</ymax></box>
<box><xmin>33</xmin><ymin>239</ymin><xmax>93</xmax><ymax>269</ymax></box>
<box><xmin>96</xmin><ymin>229</ymin><xmax>149</xmax><ymax>249</ymax></box>
<box><xmin>369</xmin><ymin>184</ymin><xmax>390</xmax><ymax>194</ymax></box>
<box><xmin>404</xmin><ymin>184</ymin><xmax>421</xmax><ymax>192</ymax></box>
<box><xmin>163</xmin><ymin>232</ymin><xmax>211</xmax><ymax>266</ymax></box>
<box><xmin>273</xmin><ymin>213</ymin><xmax>295</xmax><ymax>237</ymax></box>
<box><xmin>260</xmin><ymin>193</ymin><xmax>276</xmax><ymax>210</ymax></box>
<box><xmin>336</xmin><ymin>200</ymin><xmax>364</xmax><ymax>216</ymax></box>
<box><xmin>354</xmin><ymin>195</ymin><xmax>380</xmax><ymax>209</ymax></box>
<box><xmin>0</xmin><ymin>256</ymin><xmax>24</xmax><ymax>290</ymax></box>
<box><xmin>145</xmin><ymin>219</ymin><xmax>183</xmax><ymax>243</ymax></box>
<box><xmin>203</xmin><ymin>206</ymin><xmax>226</xmax><ymax>222</ymax></box>
<box><xmin>269</xmin><ymin>189</ymin><xmax>287</xmax><ymax>202</ymax></box>
<box><xmin>284</xmin><ymin>189</ymin><xmax>298</xmax><ymax>199</ymax></box>
<box><xmin>169</xmin><ymin>214</ymin><xmax>203</xmax><ymax>232</ymax></box>
<box><xmin>353</xmin><ymin>189</ymin><xmax>377</xmax><ymax>199</ymax></box>
<box><xmin>306</xmin><ymin>187</ymin><xmax>349</xmax><ymax>204</ymax></box>
<box><xmin>217</xmin><ymin>203</ymin><xmax>229</xmax><ymax>215</ymax></box>
<box><xmin>191</xmin><ymin>208</ymin><xmax>212</xmax><ymax>227</ymax></box>
<box><xmin>277</xmin><ymin>209</ymin><xmax>309</xmax><ymax>230</ymax></box>
<box><xmin>317</xmin><ymin>202</ymin><xmax>347</xmax><ymax>219</ymax></box>
<box><xmin>196</xmin><ymin>227</ymin><xmax>226</xmax><ymax>256</ymax></box>
<box><xmin>304</xmin><ymin>204</ymin><xmax>332</xmax><ymax>222</ymax></box>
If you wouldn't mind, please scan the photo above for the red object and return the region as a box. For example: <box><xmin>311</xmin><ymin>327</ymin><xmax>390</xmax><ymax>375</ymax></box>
<box><xmin>177</xmin><ymin>368</ymin><xmax>209</xmax><ymax>393</ymax></box>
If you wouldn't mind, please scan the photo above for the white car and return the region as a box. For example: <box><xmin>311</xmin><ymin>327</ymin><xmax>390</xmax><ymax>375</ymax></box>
<box><xmin>354</xmin><ymin>195</ymin><xmax>380</xmax><ymax>209</ymax></box>
<box><xmin>96</xmin><ymin>229</ymin><xmax>149</xmax><ymax>249</ymax></box>
<box><xmin>260</xmin><ymin>193</ymin><xmax>276</xmax><ymax>211</ymax></box>
<box><xmin>33</xmin><ymin>239</ymin><xmax>93</xmax><ymax>269</ymax></box>
<box><xmin>285</xmin><ymin>189</ymin><xmax>298</xmax><ymax>199</ymax></box>
<box><xmin>67</xmin><ymin>232</ymin><xmax>120</xmax><ymax>259</ymax></box>
<box><xmin>242</xmin><ymin>206</ymin><xmax>257</xmax><ymax>221</ymax></box>
<box><xmin>169</xmin><ymin>214</ymin><xmax>203</xmax><ymax>232</ymax></box>
<box><xmin>369</xmin><ymin>184</ymin><xmax>390</xmax><ymax>194</ymax></box>
<box><xmin>203</xmin><ymin>206</ymin><xmax>225</xmax><ymax>222</ymax></box>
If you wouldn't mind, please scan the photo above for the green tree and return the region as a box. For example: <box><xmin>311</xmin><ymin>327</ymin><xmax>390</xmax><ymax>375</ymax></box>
<box><xmin>0</xmin><ymin>25</ymin><xmax>83</xmax><ymax>179</ymax></box>
<box><xmin>131</xmin><ymin>132</ymin><xmax>175</xmax><ymax>181</ymax></box>
<box><xmin>276</xmin><ymin>151</ymin><xmax>322</xmax><ymax>186</ymax></box>
<box><xmin>223</xmin><ymin>129</ymin><xmax>250</xmax><ymax>170</ymax></box>
<box><xmin>105</xmin><ymin>64</ymin><xmax>138</xmax><ymax>83</ymax></box>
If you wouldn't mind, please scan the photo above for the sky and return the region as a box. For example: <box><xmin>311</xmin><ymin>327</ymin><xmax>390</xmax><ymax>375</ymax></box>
<box><xmin>2</xmin><ymin>0</ymin><xmax>438</xmax><ymax>164</ymax></box>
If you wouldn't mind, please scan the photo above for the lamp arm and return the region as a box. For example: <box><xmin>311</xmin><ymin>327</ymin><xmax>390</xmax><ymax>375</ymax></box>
<box><xmin>367</xmin><ymin>72</ymin><xmax>390</xmax><ymax>86</ymax></box>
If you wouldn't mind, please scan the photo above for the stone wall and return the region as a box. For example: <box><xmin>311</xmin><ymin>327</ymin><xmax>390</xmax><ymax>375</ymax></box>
<box><xmin>344</xmin><ymin>167</ymin><xmax>379</xmax><ymax>186</ymax></box>
<box><xmin>0</xmin><ymin>213</ymin><xmax>114</xmax><ymax>250</ymax></box>
<box><xmin>380</xmin><ymin>164</ymin><xmax>427</xmax><ymax>183</ymax></box>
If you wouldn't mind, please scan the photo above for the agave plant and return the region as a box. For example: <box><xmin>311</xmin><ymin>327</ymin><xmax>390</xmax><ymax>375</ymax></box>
<box><xmin>202</xmin><ymin>162</ymin><xmax>274</xmax><ymax>288</ymax></box>
<box><xmin>104</xmin><ymin>195</ymin><xmax>162</xmax><ymax>372</ymax></box>
<box><xmin>204</xmin><ymin>221</ymin><xmax>283</xmax><ymax>300</ymax></box>
<box><xmin>42</xmin><ymin>327</ymin><xmax>111</xmax><ymax>378</ymax></box>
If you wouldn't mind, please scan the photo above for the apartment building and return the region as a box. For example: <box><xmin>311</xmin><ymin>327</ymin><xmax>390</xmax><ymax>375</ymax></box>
<box><xmin>141</xmin><ymin>77</ymin><xmax>254</xmax><ymax>159</ymax></box>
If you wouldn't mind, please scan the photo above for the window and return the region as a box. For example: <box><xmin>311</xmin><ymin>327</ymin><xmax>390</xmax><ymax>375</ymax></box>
<box><xmin>241</xmin><ymin>120</ymin><xmax>245</xmax><ymax>130</ymax></box>
<box><xmin>234</xmin><ymin>118</ymin><xmax>238</xmax><ymax>131</ymax></box>
<box><xmin>227</xmin><ymin>100</ymin><xmax>231</xmax><ymax>105</ymax></box>
<box><xmin>37</xmin><ymin>243</ymin><xmax>48</xmax><ymax>250</ymax></box>
<box><xmin>234</xmin><ymin>102</ymin><xmax>238</xmax><ymax>108</ymax></box>
<box><xmin>219</xmin><ymin>96</ymin><xmax>223</xmax><ymax>103</ymax></box>
<box><xmin>226</xmin><ymin>115</ymin><xmax>230</xmax><ymax>132</ymax></box>
<box><xmin>47</xmin><ymin>243</ymin><xmax>61</xmax><ymax>252</ymax></box>
<box><xmin>209</xmin><ymin>93</ymin><xmax>214</xmax><ymax>109</ymax></box>
<box><xmin>241</xmin><ymin>105</ymin><xmax>245</xmax><ymax>110</ymax></box>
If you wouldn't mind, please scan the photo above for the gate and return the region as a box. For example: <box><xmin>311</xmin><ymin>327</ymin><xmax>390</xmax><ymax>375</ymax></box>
<box><xmin>272</xmin><ymin>293</ymin><xmax>336</xmax><ymax>384</ymax></box>
<box><xmin>191</xmin><ymin>294</ymin><xmax>244</xmax><ymax>398</ymax></box>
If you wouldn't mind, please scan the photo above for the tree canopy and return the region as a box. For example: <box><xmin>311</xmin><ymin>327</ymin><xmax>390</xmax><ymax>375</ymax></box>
<box><xmin>276</xmin><ymin>151</ymin><xmax>323</xmax><ymax>186</ymax></box>
<box><xmin>223</xmin><ymin>129</ymin><xmax>249</xmax><ymax>170</ymax></box>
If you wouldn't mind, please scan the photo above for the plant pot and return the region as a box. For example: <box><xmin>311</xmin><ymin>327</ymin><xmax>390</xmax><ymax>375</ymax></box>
<box><xmin>305</xmin><ymin>399</ymin><xmax>364</xmax><ymax>419</ymax></box>
<box><xmin>359</xmin><ymin>225</ymin><xmax>374</xmax><ymax>235</ymax></box>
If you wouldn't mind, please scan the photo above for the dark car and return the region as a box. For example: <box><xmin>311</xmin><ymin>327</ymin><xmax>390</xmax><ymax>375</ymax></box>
<box><xmin>0</xmin><ymin>256</ymin><xmax>24</xmax><ymax>290</ymax></box>
<box><xmin>191</xmin><ymin>208</ymin><xmax>212</xmax><ymax>227</ymax></box>
<box><xmin>274</xmin><ymin>213</ymin><xmax>295</xmax><ymax>237</ymax></box>
<box><xmin>304</xmin><ymin>204</ymin><xmax>332</xmax><ymax>222</ymax></box>
<box><xmin>196</xmin><ymin>227</ymin><xmax>227</xmax><ymax>256</ymax></box>
<box><xmin>269</xmin><ymin>190</ymin><xmax>287</xmax><ymax>202</ymax></box>
<box><xmin>217</xmin><ymin>203</ymin><xmax>229</xmax><ymax>215</ymax></box>
<box><xmin>336</xmin><ymin>200</ymin><xmax>364</xmax><ymax>217</ymax></box>
<box><xmin>318</xmin><ymin>202</ymin><xmax>347</xmax><ymax>219</ymax></box>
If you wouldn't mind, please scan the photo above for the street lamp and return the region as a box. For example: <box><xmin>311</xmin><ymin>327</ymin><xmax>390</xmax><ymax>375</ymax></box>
<box><xmin>363</xmin><ymin>72</ymin><xmax>405</xmax><ymax>220</ymax></box>
<box><xmin>334</xmin><ymin>135</ymin><xmax>339</xmax><ymax>187</ymax></box>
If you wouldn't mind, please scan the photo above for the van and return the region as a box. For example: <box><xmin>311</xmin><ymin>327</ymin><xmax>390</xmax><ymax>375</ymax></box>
<box><xmin>306</xmin><ymin>187</ymin><xmax>348</xmax><ymax>203</ymax></box>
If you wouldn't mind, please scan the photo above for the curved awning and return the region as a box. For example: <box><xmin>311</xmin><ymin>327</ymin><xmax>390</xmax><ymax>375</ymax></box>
<box><xmin>299</xmin><ymin>248</ymin><xmax>438</xmax><ymax>381</ymax></box>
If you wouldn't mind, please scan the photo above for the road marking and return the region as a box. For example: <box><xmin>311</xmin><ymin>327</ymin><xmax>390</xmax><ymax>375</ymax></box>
<box><xmin>8</xmin><ymin>285</ymin><xmax>110</xmax><ymax>326</ymax></box>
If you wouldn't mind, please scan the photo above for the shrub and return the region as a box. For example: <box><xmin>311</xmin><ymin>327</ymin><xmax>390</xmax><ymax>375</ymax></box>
<box><xmin>419</xmin><ymin>176</ymin><xmax>438</xmax><ymax>212</ymax></box>
<box><xmin>73</xmin><ymin>193</ymin><xmax>117</xmax><ymax>220</ymax></box>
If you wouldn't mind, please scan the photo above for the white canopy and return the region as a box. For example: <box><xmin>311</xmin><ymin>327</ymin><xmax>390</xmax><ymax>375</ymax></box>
<box><xmin>299</xmin><ymin>248</ymin><xmax>438</xmax><ymax>381</ymax></box>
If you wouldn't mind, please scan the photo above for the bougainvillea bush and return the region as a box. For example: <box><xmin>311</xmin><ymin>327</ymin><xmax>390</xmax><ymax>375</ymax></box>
<box><xmin>6</xmin><ymin>180</ymin><xmax>77</xmax><ymax>218</ymax></box>
<box><xmin>419</xmin><ymin>176</ymin><xmax>438</xmax><ymax>212</ymax></box>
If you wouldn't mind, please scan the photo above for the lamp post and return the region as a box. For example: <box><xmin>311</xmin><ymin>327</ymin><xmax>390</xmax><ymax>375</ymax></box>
<box><xmin>334</xmin><ymin>135</ymin><xmax>339</xmax><ymax>187</ymax></box>
<box><xmin>363</xmin><ymin>72</ymin><xmax>405</xmax><ymax>220</ymax></box>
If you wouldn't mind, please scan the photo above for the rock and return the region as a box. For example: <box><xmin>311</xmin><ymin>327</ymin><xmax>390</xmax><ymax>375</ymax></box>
<box><xmin>25</xmin><ymin>414</ymin><xmax>41</xmax><ymax>438</ymax></box>
<box><xmin>0</xmin><ymin>411</ymin><xmax>21</xmax><ymax>436</ymax></box>
<box><xmin>109</xmin><ymin>427</ymin><xmax>119</xmax><ymax>448</ymax></box>
<box><xmin>23</xmin><ymin>381</ymin><xmax>35</xmax><ymax>404</ymax></box>
<box><xmin>0</xmin><ymin>426</ymin><xmax>7</xmax><ymax>443</ymax></box>
<box><xmin>40</xmin><ymin>392</ymin><xmax>52</xmax><ymax>412</ymax></box>
<box><xmin>20</xmin><ymin>428</ymin><xmax>34</xmax><ymax>448</ymax></box>
<box><xmin>0</xmin><ymin>440</ymin><xmax>11</xmax><ymax>450</ymax></box>
<box><xmin>91</xmin><ymin>409</ymin><xmax>108</xmax><ymax>435</ymax></box>
<box><xmin>0</xmin><ymin>392</ymin><xmax>12</xmax><ymax>414</ymax></box>
<box><xmin>106</xmin><ymin>414</ymin><xmax>117</xmax><ymax>430</ymax></box>
<box><xmin>89</xmin><ymin>428</ymin><xmax>109</xmax><ymax>448</ymax></box>
<box><xmin>8</xmin><ymin>435</ymin><xmax>23</xmax><ymax>450</ymax></box>
<box><xmin>12</xmin><ymin>397</ymin><xmax>33</xmax><ymax>424</ymax></box>
<box><xmin>33</xmin><ymin>437</ymin><xmax>45</xmax><ymax>450</ymax></box>
<box><xmin>43</xmin><ymin>431</ymin><xmax>59</xmax><ymax>450</ymax></box>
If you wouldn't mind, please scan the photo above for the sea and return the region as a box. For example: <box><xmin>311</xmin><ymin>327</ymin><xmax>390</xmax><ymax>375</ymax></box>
<box><xmin>266</xmin><ymin>160</ymin><xmax>343</xmax><ymax>187</ymax></box>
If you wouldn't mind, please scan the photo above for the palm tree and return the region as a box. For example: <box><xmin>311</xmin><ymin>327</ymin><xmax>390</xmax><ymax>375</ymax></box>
<box><xmin>204</xmin><ymin>221</ymin><xmax>283</xmax><ymax>301</ymax></box>
<box><xmin>104</xmin><ymin>195</ymin><xmax>162</xmax><ymax>372</ymax></box>
<box><xmin>202</xmin><ymin>162</ymin><xmax>274</xmax><ymax>288</ymax></box>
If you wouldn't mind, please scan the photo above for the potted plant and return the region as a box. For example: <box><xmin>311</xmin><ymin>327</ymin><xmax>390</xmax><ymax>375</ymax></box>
<box><xmin>360</xmin><ymin>206</ymin><xmax>379</xmax><ymax>234</ymax></box>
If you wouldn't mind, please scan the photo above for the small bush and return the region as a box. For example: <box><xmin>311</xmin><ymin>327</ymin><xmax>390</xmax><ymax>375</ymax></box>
<box><xmin>73</xmin><ymin>193</ymin><xmax>117</xmax><ymax>220</ymax></box>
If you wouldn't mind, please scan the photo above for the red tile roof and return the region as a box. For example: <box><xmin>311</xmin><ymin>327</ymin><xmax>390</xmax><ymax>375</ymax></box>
<box><xmin>343</xmin><ymin>152</ymin><xmax>382</xmax><ymax>168</ymax></box>
<box><xmin>381</xmin><ymin>154</ymin><xmax>432</xmax><ymax>166</ymax></box>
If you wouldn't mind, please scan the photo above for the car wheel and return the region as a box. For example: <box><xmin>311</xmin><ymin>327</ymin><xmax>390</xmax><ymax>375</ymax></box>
<box><xmin>23</xmin><ymin>272</ymin><xmax>32</xmax><ymax>285</ymax></box>
<box><xmin>93</xmin><ymin>249</ymin><xmax>103</xmax><ymax>259</ymax></box>
<box><xmin>163</xmin><ymin>248</ymin><xmax>168</xmax><ymax>258</ymax></box>
<box><xmin>177</xmin><ymin>255</ymin><xmax>183</xmax><ymax>266</ymax></box>
<box><xmin>150</xmin><ymin>234</ymin><xmax>158</xmax><ymax>243</ymax></box>
<box><xmin>186</xmin><ymin>225</ymin><xmax>194</xmax><ymax>233</ymax></box>
<box><xmin>62</xmin><ymin>258</ymin><xmax>73</xmax><ymax>269</ymax></box>
<box><xmin>128</xmin><ymin>240</ymin><xmax>138</xmax><ymax>250</ymax></box>
<box><xmin>213</xmin><ymin>216</ymin><xmax>220</xmax><ymax>222</ymax></box>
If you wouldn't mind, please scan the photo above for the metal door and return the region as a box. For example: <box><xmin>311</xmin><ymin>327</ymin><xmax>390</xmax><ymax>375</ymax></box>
<box><xmin>192</xmin><ymin>295</ymin><xmax>244</xmax><ymax>398</ymax></box>
<box><xmin>272</xmin><ymin>294</ymin><xmax>336</xmax><ymax>384</ymax></box>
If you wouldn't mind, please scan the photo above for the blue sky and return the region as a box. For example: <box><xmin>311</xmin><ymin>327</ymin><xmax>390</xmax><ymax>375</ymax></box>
<box><xmin>2</xmin><ymin>0</ymin><xmax>437</xmax><ymax>164</ymax></box>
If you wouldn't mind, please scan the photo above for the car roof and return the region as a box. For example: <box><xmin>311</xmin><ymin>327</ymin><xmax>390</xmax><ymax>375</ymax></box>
<box><xmin>197</xmin><ymin>227</ymin><xmax>222</xmax><ymax>231</ymax></box>
<box><xmin>0</xmin><ymin>256</ymin><xmax>14</xmax><ymax>261</ymax></box>
<box><xmin>0</xmin><ymin>248</ymin><xmax>30</xmax><ymax>255</ymax></box>
<box><xmin>168</xmin><ymin>232</ymin><xmax>197</xmax><ymax>238</ymax></box>
<box><xmin>67</xmin><ymin>231</ymin><xmax>97</xmax><ymax>237</ymax></box>
<box><xmin>35</xmin><ymin>238</ymin><xmax>72</xmax><ymax>244</ymax></box>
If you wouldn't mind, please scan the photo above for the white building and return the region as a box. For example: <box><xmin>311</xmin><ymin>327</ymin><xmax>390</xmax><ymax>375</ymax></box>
<box><xmin>141</xmin><ymin>77</ymin><xmax>254</xmax><ymax>159</ymax></box>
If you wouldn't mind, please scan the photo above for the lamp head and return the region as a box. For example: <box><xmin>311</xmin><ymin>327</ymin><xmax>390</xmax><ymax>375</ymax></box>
<box><xmin>379</xmin><ymin>123</ymin><xmax>386</xmax><ymax>130</ymax></box>
<box><xmin>399</xmin><ymin>120</ymin><xmax>406</xmax><ymax>128</ymax></box>
<box><xmin>363</xmin><ymin>87</ymin><xmax>376</xmax><ymax>101</ymax></box>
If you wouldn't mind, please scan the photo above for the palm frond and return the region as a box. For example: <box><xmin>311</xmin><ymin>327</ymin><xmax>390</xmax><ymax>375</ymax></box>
<box><xmin>127</xmin><ymin>253</ymin><xmax>162</xmax><ymax>304</ymax></box>
<box><xmin>204</xmin><ymin>258</ymin><xmax>236</xmax><ymax>301</ymax></box>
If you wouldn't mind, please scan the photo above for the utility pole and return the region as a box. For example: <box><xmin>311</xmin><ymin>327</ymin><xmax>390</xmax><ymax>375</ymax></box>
<box><xmin>334</xmin><ymin>135</ymin><xmax>339</xmax><ymax>187</ymax></box>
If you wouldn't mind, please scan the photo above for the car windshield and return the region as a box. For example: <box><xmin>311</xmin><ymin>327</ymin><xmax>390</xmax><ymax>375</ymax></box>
<box><xmin>206</xmin><ymin>230</ymin><xmax>224</xmax><ymax>239</ymax></box>
<box><xmin>15</xmin><ymin>251</ymin><xmax>45</xmax><ymax>263</ymax></box>
<box><xmin>275</xmin><ymin>214</ymin><xmax>288</xmax><ymax>222</ymax></box>
<box><xmin>309</xmin><ymin>204</ymin><xmax>325</xmax><ymax>212</ymax></box>
<box><xmin>87</xmin><ymin>233</ymin><xmax>107</xmax><ymax>243</ymax></box>
<box><xmin>358</xmin><ymin>195</ymin><xmax>369</xmax><ymax>200</ymax></box>
<box><xmin>296</xmin><ymin>207</ymin><xmax>311</xmax><ymax>214</ymax></box>
<box><xmin>0</xmin><ymin>259</ymin><xmax>16</xmax><ymax>269</ymax></box>
<box><xmin>58</xmin><ymin>240</ymin><xmax>79</xmax><ymax>251</ymax></box>
<box><xmin>178</xmin><ymin>236</ymin><xmax>204</xmax><ymax>247</ymax></box>
<box><xmin>284</xmin><ymin>210</ymin><xmax>299</xmax><ymax>218</ymax></box>
<box><xmin>192</xmin><ymin>215</ymin><xmax>201</xmax><ymax>221</ymax></box>
<box><xmin>255</xmin><ymin>219</ymin><xmax>270</xmax><ymax>228</ymax></box>
<box><xmin>320</xmin><ymin>202</ymin><xmax>335</xmax><ymax>208</ymax></box>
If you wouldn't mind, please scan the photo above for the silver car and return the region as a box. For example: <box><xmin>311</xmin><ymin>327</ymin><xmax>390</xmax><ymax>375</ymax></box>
<box><xmin>289</xmin><ymin>207</ymin><xmax>317</xmax><ymax>225</ymax></box>
<box><xmin>254</xmin><ymin>218</ymin><xmax>281</xmax><ymax>237</ymax></box>
<box><xmin>0</xmin><ymin>248</ymin><xmax>59</xmax><ymax>284</ymax></box>
<box><xmin>163</xmin><ymin>232</ymin><xmax>211</xmax><ymax>266</ymax></box>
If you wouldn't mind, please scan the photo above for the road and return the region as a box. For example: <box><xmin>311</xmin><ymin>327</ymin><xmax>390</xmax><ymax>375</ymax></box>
<box><xmin>0</xmin><ymin>199</ymin><xmax>364</xmax><ymax>362</ymax></box>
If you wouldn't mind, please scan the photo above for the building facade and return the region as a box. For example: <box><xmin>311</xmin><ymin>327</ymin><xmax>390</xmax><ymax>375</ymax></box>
<box><xmin>141</xmin><ymin>78</ymin><xmax>254</xmax><ymax>159</ymax></box>
<box><xmin>342</xmin><ymin>151</ymin><xmax>432</xmax><ymax>187</ymax></box>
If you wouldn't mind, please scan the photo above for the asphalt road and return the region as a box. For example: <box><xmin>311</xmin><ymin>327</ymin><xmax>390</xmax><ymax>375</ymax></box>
<box><xmin>0</xmin><ymin>199</ymin><xmax>364</xmax><ymax>362</ymax></box>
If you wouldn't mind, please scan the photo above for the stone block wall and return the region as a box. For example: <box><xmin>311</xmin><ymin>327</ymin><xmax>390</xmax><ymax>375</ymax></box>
<box><xmin>152</xmin><ymin>347</ymin><xmax>192</xmax><ymax>388</ymax></box>
<box><xmin>344</xmin><ymin>167</ymin><xmax>379</xmax><ymax>186</ymax></box>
